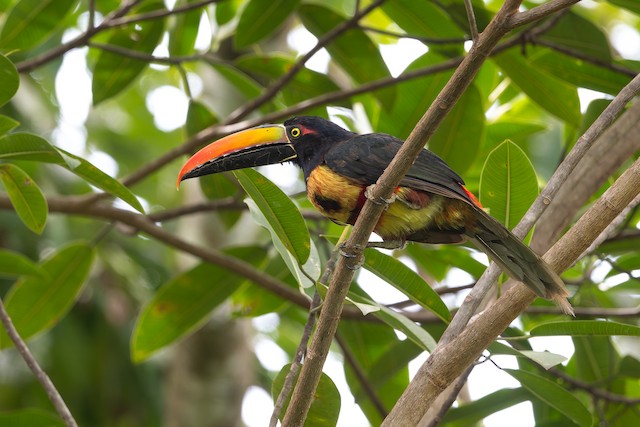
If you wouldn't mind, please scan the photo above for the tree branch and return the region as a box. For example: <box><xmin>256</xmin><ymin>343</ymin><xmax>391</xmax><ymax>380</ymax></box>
<box><xmin>443</xmin><ymin>71</ymin><xmax>640</xmax><ymax>348</ymax></box>
<box><xmin>508</xmin><ymin>0</ymin><xmax>581</xmax><ymax>28</ymax></box>
<box><xmin>282</xmin><ymin>1</ymin><xmax>526</xmax><ymax>425</ymax></box>
<box><xmin>0</xmin><ymin>299</ymin><xmax>78</xmax><ymax>427</ymax></box>
<box><xmin>15</xmin><ymin>0</ymin><xmax>218</xmax><ymax>73</ymax></box>
<box><xmin>463</xmin><ymin>0</ymin><xmax>479</xmax><ymax>42</ymax></box>
<box><xmin>384</xmin><ymin>154</ymin><xmax>640</xmax><ymax>425</ymax></box>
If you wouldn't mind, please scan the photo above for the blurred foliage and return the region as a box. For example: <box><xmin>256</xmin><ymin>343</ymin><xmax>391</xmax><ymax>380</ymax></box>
<box><xmin>0</xmin><ymin>0</ymin><xmax>639</xmax><ymax>425</ymax></box>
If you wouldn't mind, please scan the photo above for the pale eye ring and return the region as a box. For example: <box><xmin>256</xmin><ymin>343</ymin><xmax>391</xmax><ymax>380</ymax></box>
<box><xmin>290</xmin><ymin>127</ymin><xmax>301</xmax><ymax>138</ymax></box>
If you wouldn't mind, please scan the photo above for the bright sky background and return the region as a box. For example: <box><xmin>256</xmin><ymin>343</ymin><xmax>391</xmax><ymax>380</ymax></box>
<box><xmin>50</xmin><ymin>1</ymin><xmax>640</xmax><ymax>425</ymax></box>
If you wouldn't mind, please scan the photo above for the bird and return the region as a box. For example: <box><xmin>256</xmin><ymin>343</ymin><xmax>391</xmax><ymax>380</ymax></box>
<box><xmin>177</xmin><ymin>115</ymin><xmax>572</xmax><ymax>314</ymax></box>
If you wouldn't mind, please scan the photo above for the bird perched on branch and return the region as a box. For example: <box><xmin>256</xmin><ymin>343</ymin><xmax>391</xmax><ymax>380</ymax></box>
<box><xmin>177</xmin><ymin>116</ymin><xmax>572</xmax><ymax>314</ymax></box>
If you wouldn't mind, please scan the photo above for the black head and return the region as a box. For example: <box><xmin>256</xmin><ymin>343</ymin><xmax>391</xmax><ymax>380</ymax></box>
<box><xmin>283</xmin><ymin>116</ymin><xmax>355</xmax><ymax>178</ymax></box>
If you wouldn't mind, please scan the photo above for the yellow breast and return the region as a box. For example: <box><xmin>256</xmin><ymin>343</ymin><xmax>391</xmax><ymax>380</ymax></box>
<box><xmin>306</xmin><ymin>165</ymin><xmax>363</xmax><ymax>225</ymax></box>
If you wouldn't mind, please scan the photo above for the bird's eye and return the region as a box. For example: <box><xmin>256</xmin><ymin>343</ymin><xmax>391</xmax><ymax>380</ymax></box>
<box><xmin>290</xmin><ymin>127</ymin><xmax>301</xmax><ymax>138</ymax></box>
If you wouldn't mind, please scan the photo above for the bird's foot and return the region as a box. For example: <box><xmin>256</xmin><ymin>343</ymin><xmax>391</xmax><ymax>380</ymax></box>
<box><xmin>366</xmin><ymin>239</ymin><xmax>407</xmax><ymax>250</ymax></box>
<box><xmin>339</xmin><ymin>242</ymin><xmax>364</xmax><ymax>270</ymax></box>
<box><xmin>365</xmin><ymin>184</ymin><xmax>396</xmax><ymax>208</ymax></box>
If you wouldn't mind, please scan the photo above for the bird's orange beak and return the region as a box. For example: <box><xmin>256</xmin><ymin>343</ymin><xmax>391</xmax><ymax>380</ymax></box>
<box><xmin>176</xmin><ymin>124</ymin><xmax>296</xmax><ymax>188</ymax></box>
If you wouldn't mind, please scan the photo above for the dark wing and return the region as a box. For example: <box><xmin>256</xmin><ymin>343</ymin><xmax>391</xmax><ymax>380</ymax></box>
<box><xmin>324</xmin><ymin>133</ymin><xmax>473</xmax><ymax>203</ymax></box>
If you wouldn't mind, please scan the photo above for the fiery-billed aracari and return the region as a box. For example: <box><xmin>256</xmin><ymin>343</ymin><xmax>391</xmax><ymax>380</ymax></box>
<box><xmin>177</xmin><ymin>116</ymin><xmax>571</xmax><ymax>313</ymax></box>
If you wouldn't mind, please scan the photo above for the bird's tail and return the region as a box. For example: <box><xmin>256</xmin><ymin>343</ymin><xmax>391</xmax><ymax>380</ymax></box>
<box><xmin>466</xmin><ymin>208</ymin><xmax>573</xmax><ymax>316</ymax></box>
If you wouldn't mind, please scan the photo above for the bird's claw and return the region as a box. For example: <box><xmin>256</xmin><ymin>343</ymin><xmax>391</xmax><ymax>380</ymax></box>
<box><xmin>366</xmin><ymin>240</ymin><xmax>407</xmax><ymax>250</ymax></box>
<box><xmin>365</xmin><ymin>184</ymin><xmax>396</xmax><ymax>207</ymax></box>
<box><xmin>339</xmin><ymin>242</ymin><xmax>364</xmax><ymax>270</ymax></box>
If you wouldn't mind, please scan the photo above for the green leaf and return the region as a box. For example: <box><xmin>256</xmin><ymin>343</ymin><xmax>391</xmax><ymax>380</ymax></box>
<box><xmin>0</xmin><ymin>163</ymin><xmax>47</xmax><ymax>234</ymax></box>
<box><xmin>363</xmin><ymin>248</ymin><xmax>450</xmax><ymax>322</ymax></box>
<box><xmin>620</xmin><ymin>355</ymin><xmax>640</xmax><ymax>378</ymax></box>
<box><xmin>131</xmin><ymin>246</ymin><xmax>267</xmax><ymax>362</ymax></box>
<box><xmin>609</xmin><ymin>0</ymin><xmax>640</xmax><ymax>14</ymax></box>
<box><xmin>235</xmin><ymin>53</ymin><xmax>345</xmax><ymax>115</ymax></box>
<box><xmin>245</xmin><ymin>198</ymin><xmax>321</xmax><ymax>289</ymax></box>
<box><xmin>485</xmin><ymin>120</ymin><xmax>547</xmax><ymax>147</ymax></box>
<box><xmin>529</xmin><ymin>47</ymin><xmax>632</xmax><ymax>96</ymax></box>
<box><xmin>407</xmin><ymin>244</ymin><xmax>488</xmax><ymax>281</ymax></box>
<box><xmin>0</xmin><ymin>409</ymin><xmax>65</xmax><ymax>427</ymax></box>
<box><xmin>442</xmin><ymin>388</ymin><xmax>530</xmax><ymax>427</ymax></box>
<box><xmin>380</xmin><ymin>0</ymin><xmax>464</xmax><ymax>40</ymax></box>
<box><xmin>0</xmin><ymin>132</ymin><xmax>64</xmax><ymax>163</ymax></box>
<box><xmin>0</xmin><ymin>115</ymin><xmax>19</xmax><ymax>135</ymax></box>
<box><xmin>339</xmin><ymin>323</ymin><xmax>414</xmax><ymax>425</ymax></box>
<box><xmin>530</xmin><ymin>320</ymin><xmax>640</xmax><ymax>337</ymax></box>
<box><xmin>298</xmin><ymin>4</ymin><xmax>394</xmax><ymax>107</ymax></box>
<box><xmin>0</xmin><ymin>249</ymin><xmax>44</xmax><ymax>278</ymax></box>
<box><xmin>375</xmin><ymin>305</ymin><xmax>436</xmax><ymax>351</ymax></box>
<box><xmin>540</xmin><ymin>11</ymin><xmax>612</xmax><ymax>60</ymax></box>
<box><xmin>56</xmin><ymin>148</ymin><xmax>145</xmax><ymax>213</ymax></box>
<box><xmin>91</xmin><ymin>2</ymin><xmax>165</xmax><ymax>104</ymax></box>
<box><xmin>489</xmin><ymin>342</ymin><xmax>566</xmax><ymax>369</ymax></box>
<box><xmin>0</xmin><ymin>54</ymin><xmax>19</xmax><ymax>107</ymax></box>
<box><xmin>234</xmin><ymin>168</ymin><xmax>310</xmax><ymax>264</ymax></box>
<box><xmin>429</xmin><ymin>83</ymin><xmax>484</xmax><ymax>174</ymax></box>
<box><xmin>215</xmin><ymin>0</ymin><xmax>242</xmax><ymax>25</ymax></box>
<box><xmin>0</xmin><ymin>242</ymin><xmax>95</xmax><ymax>349</ymax></box>
<box><xmin>0</xmin><ymin>133</ymin><xmax>144</xmax><ymax>213</ymax></box>
<box><xmin>346</xmin><ymin>290</ymin><xmax>436</xmax><ymax>351</ymax></box>
<box><xmin>493</xmin><ymin>50</ymin><xmax>581</xmax><ymax>126</ymax></box>
<box><xmin>185</xmin><ymin>100</ymin><xmax>218</xmax><ymax>137</ymax></box>
<box><xmin>479</xmin><ymin>140</ymin><xmax>538</xmax><ymax>229</ymax></box>
<box><xmin>209</xmin><ymin>62</ymin><xmax>265</xmax><ymax>100</ymax></box>
<box><xmin>271</xmin><ymin>363</ymin><xmax>341</xmax><ymax>426</ymax></box>
<box><xmin>505</xmin><ymin>369</ymin><xmax>592</xmax><ymax>427</ymax></box>
<box><xmin>0</xmin><ymin>0</ymin><xmax>77</xmax><ymax>50</ymax></box>
<box><xmin>377</xmin><ymin>52</ymin><xmax>483</xmax><ymax>174</ymax></box>
<box><xmin>168</xmin><ymin>0</ymin><xmax>202</xmax><ymax>56</ymax></box>
<box><xmin>571</xmin><ymin>336</ymin><xmax>617</xmax><ymax>383</ymax></box>
<box><xmin>235</xmin><ymin>0</ymin><xmax>301</xmax><ymax>48</ymax></box>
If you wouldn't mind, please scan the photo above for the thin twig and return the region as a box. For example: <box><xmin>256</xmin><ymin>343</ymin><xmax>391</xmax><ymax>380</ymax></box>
<box><xmin>550</xmin><ymin>368</ymin><xmax>640</xmax><ymax>405</ymax></box>
<box><xmin>87</xmin><ymin>41</ymin><xmax>212</xmax><ymax>64</ymax></box>
<box><xmin>335</xmin><ymin>332</ymin><xmax>388</xmax><ymax>419</ymax></box>
<box><xmin>16</xmin><ymin>0</ymin><xmax>217</xmax><ymax>73</ymax></box>
<box><xmin>270</xmin><ymin>292</ymin><xmax>323</xmax><ymax>427</ymax></box>
<box><xmin>88</xmin><ymin>0</ymin><xmax>96</xmax><ymax>30</ymax></box>
<box><xmin>146</xmin><ymin>198</ymin><xmax>246</xmax><ymax>222</ymax></box>
<box><xmin>103</xmin><ymin>0</ymin><xmax>220</xmax><ymax>28</ymax></box>
<box><xmin>358</xmin><ymin>25</ymin><xmax>468</xmax><ymax>44</ymax></box>
<box><xmin>509</xmin><ymin>0</ymin><xmax>580</xmax><ymax>27</ymax></box>
<box><xmin>0</xmin><ymin>299</ymin><xmax>78</xmax><ymax>427</ymax></box>
<box><xmin>533</xmin><ymin>37</ymin><xmax>638</xmax><ymax>78</ymax></box>
<box><xmin>463</xmin><ymin>0</ymin><xmax>479</xmax><ymax>42</ymax></box>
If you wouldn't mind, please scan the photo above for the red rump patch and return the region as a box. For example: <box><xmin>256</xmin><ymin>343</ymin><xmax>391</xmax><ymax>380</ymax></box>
<box><xmin>461</xmin><ymin>185</ymin><xmax>482</xmax><ymax>208</ymax></box>
<box><xmin>400</xmin><ymin>188</ymin><xmax>430</xmax><ymax>209</ymax></box>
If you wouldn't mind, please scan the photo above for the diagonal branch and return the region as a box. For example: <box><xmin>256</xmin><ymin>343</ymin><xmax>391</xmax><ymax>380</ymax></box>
<box><xmin>282</xmin><ymin>1</ymin><xmax>526</xmax><ymax>425</ymax></box>
<box><xmin>385</xmin><ymin>155</ymin><xmax>640</xmax><ymax>425</ymax></box>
